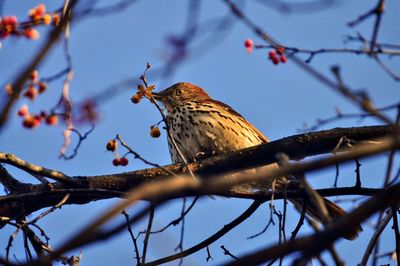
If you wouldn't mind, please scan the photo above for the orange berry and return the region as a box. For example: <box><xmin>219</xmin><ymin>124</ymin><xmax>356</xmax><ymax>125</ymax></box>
<box><xmin>52</xmin><ymin>14</ymin><xmax>60</xmax><ymax>26</ymax></box>
<box><xmin>45</xmin><ymin>114</ymin><xmax>58</xmax><ymax>125</ymax></box>
<box><xmin>24</xmin><ymin>86</ymin><xmax>38</xmax><ymax>100</ymax></box>
<box><xmin>106</xmin><ymin>140</ymin><xmax>118</xmax><ymax>152</ymax></box>
<box><xmin>28</xmin><ymin>9</ymin><xmax>37</xmax><ymax>19</ymax></box>
<box><xmin>271</xmin><ymin>56</ymin><xmax>280</xmax><ymax>65</ymax></box>
<box><xmin>22</xmin><ymin>116</ymin><xmax>35</xmax><ymax>129</ymax></box>
<box><xmin>43</xmin><ymin>14</ymin><xmax>52</xmax><ymax>25</ymax></box>
<box><xmin>24</xmin><ymin>28</ymin><xmax>40</xmax><ymax>40</ymax></box>
<box><xmin>131</xmin><ymin>94</ymin><xmax>141</xmax><ymax>104</ymax></box>
<box><xmin>276</xmin><ymin>47</ymin><xmax>285</xmax><ymax>55</ymax></box>
<box><xmin>112</xmin><ymin>158</ymin><xmax>120</xmax><ymax>166</ymax></box>
<box><xmin>30</xmin><ymin>70</ymin><xmax>38</xmax><ymax>82</ymax></box>
<box><xmin>35</xmin><ymin>4</ymin><xmax>46</xmax><ymax>16</ymax></box>
<box><xmin>119</xmin><ymin>157</ymin><xmax>129</xmax><ymax>166</ymax></box>
<box><xmin>280</xmin><ymin>55</ymin><xmax>287</xmax><ymax>63</ymax></box>
<box><xmin>150</xmin><ymin>127</ymin><xmax>161</xmax><ymax>138</ymax></box>
<box><xmin>17</xmin><ymin>105</ymin><xmax>29</xmax><ymax>117</ymax></box>
<box><xmin>5</xmin><ymin>83</ymin><xmax>13</xmax><ymax>95</ymax></box>
<box><xmin>38</xmin><ymin>81</ymin><xmax>47</xmax><ymax>93</ymax></box>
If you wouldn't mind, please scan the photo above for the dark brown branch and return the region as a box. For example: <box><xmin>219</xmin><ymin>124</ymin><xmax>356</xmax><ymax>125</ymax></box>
<box><xmin>17</xmin><ymin>134</ymin><xmax>400</xmax><ymax>265</ymax></box>
<box><xmin>0</xmin><ymin>125</ymin><xmax>396</xmax><ymax>217</ymax></box>
<box><xmin>223</xmin><ymin>183</ymin><xmax>400</xmax><ymax>266</ymax></box>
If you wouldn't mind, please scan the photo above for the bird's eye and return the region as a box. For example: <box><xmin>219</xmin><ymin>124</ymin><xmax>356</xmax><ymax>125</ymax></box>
<box><xmin>176</xmin><ymin>89</ymin><xmax>183</xmax><ymax>96</ymax></box>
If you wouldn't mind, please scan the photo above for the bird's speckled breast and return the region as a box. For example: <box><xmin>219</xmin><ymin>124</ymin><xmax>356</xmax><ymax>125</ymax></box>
<box><xmin>166</xmin><ymin>101</ymin><xmax>267</xmax><ymax>163</ymax></box>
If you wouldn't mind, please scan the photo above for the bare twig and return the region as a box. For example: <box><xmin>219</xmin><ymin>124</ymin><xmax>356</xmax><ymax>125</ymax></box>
<box><xmin>144</xmin><ymin>200</ymin><xmax>263</xmax><ymax>266</ymax></box>
<box><xmin>121</xmin><ymin>210</ymin><xmax>141</xmax><ymax>265</ymax></box>
<box><xmin>221</xmin><ymin>245</ymin><xmax>239</xmax><ymax>260</ymax></box>
<box><xmin>360</xmin><ymin>210</ymin><xmax>393</xmax><ymax>266</ymax></box>
<box><xmin>392</xmin><ymin>207</ymin><xmax>400</xmax><ymax>266</ymax></box>
<box><xmin>141</xmin><ymin>205</ymin><xmax>155</xmax><ymax>264</ymax></box>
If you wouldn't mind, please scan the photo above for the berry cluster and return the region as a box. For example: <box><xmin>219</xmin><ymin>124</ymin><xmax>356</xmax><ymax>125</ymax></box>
<box><xmin>17</xmin><ymin>105</ymin><xmax>58</xmax><ymax>129</ymax></box>
<box><xmin>15</xmin><ymin>70</ymin><xmax>57</xmax><ymax>129</ymax></box>
<box><xmin>131</xmin><ymin>84</ymin><xmax>155</xmax><ymax>104</ymax></box>
<box><xmin>106</xmin><ymin>139</ymin><xmax>129</xmax><ymax>167</ymax></box>
<box><xmin>22</xmin><ymin>70</ymin><xmax>48</xmax><ymax>101</ymax></box>
<box><xmin>0</xmin><ymin>3</ymin><xmax>60</xmax><ymax>40</ymax></box>
<box><xmin>268</xmin><ymin>47</ymin><xmax>287</xmax><ymax>65</ymax></box>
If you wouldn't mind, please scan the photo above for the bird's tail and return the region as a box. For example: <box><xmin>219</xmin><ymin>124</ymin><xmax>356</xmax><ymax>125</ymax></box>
<box><xmin>290</xmin><ymin>197</ymin><xmax>363</xmax><ymax>240</ymax></box>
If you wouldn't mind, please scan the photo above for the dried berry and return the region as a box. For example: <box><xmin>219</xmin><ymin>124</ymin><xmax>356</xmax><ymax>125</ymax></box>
<box><xmin>17</xmin><ymin>105</ymin><xmax>29</xmax><ymax>117</ymax></box>
<box><xmin>150</xmin><ymin>126</ymin><xmax>161</xmax><ymax>138</ymax></box>
<box><xmin>45</xmin><ymin>114</ymin><xmax>58</xmax><ymax>125</ymax></box>
<box><xmin>24</xmin><ymin>86</ymin><xmax>38</xmax><ymax>100</ymax></box>
<box><xmin>112</xmin><ymin>158</ymin><xmax>120</xmax><ymax>166</ymax></box>
<box><xmin>106</xmin><ymin>140</ymin><xmax>118</xmax><ymax>152</ymax></box>
<box><xmin>131</xmin><ymin>94</ymin><xmax>141</xmax><ymax>104</ymax></box>
<box><xmin>119</xmin><ymin>157</ymin><xmax>129</xmax><ymax>166</ymax></box>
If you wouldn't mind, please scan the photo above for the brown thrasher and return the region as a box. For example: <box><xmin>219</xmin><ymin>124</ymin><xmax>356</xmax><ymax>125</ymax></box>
<box><xmin>153</xmin><ymin>82</ymin><xmax>361</xmax><ymax>240</ymax></box>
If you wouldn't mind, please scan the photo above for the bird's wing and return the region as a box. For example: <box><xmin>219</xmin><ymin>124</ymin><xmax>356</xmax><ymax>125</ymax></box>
<box><xmin>206</xmin><ymin>99</ymin><xmax>270</xmax><ymax>143</ymax></box>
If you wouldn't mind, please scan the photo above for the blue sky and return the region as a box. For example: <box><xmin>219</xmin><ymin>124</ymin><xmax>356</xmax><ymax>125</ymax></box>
<box><xmin>1</xmin><ymin>0</ymin><xmax>399</xmax><ymax>265</ymax></box>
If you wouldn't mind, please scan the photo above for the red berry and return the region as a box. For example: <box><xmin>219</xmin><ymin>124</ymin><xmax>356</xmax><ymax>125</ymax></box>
<box><xmin>271</xmin><ymin>56</ymin><xmax>280</xmax><ymax>65</ymax></box>
<box><xmin>24</xmin><ymin>86</ymin><xmax>38</xmax><ymax>100</ymax></box>
<box><xmin>52</xmin><ymin>14</ymin><xmax>60</xmax><ymax>26</ymax></box>
<box><xmin>45</xmin><ymin>114</ymin><xmax>58</xmax><ymax>125</ymax></box>
<box><xmin>112</xmin><ymin>158</ymin><xmax>120</xmax><ymax>166</ymax></box>
<box><xmin>38</xmin><ymin>82</ymin><xmax>47</xmax><ymax>93</ymax></box>
<box><xmin>120</xmin><ymin>157</ymin><xmax>129</xmax><ymax>166</ymax></box>
<box><xmin>268</xmin><ymin>50</ymin><xmax>276</xmax><ymax>59</ymax></box>
<box><xmin>280</xmin><ymin>55</ymin><xmax>287</xmax><ymax>63</ymax></box>
<box><xmin>24</xmin><ymin>28</ymin><xmax>40</xmax><ymax>40</ymax></box>
<box><xmin>244</xmin><ymin>39</ymin><xmax>253</xmax><ymax>48</ymax></box>
<box><xmin>244</xmin><ymin>39</ymin><xmax>254</xmax><ymax>53</ymax></box>
<box><xmin>34</xmin><ymin>116</ymin><xmax>41</xmax><ymax>127</ymax></box>
<box><xmin>23</xmin><ymin>116</ymin><xmax>35</xmax><ymax>129</ymax></box>
<box><xmin>9</xmin><ymin>16</ymin><xmax>18</xmax><ymax>26</ymax></box>
<box><xmin>17</xmin><ymin>105</ymin><xmax>29</xmax><ymax>117</ymax></box>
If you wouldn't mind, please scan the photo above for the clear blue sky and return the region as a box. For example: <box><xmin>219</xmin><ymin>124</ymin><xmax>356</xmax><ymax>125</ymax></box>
<box><xmin>1</xmin><ymin>0</ymin><xmax>399</xmax><ymax>265</ymax></box>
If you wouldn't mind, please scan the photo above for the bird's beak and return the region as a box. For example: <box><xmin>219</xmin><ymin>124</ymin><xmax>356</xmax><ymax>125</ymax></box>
<box><xmin>151</xmin><ymin>91</ymin><xmax>163</xmax><ymax>101</ymax></box>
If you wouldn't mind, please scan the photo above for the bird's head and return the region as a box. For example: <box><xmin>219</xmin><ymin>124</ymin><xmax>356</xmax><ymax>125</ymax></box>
<box><xmin>152</xmin><ymin>82</ymin><xmax>211</xmax><ymax>109</ymax></box>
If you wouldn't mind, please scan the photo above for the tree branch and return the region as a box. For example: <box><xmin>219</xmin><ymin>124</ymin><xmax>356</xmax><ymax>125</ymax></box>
<box><xmin>0</xmin><ymin>125</ymin><xmax>397</xmax><ymax>217</ymax></box>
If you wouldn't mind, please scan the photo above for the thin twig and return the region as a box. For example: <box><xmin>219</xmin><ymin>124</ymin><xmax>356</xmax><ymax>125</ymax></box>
<box><xmin>363</xmin><ymin>209</ymin><xmax>392</xmax><ymax>266</ymax></box>
<box><xmin>121</xmin><ymin>210</ymin><xmax>141</xmax><ymax>265</ymax></box>
<box><xmin>220</xmin><ymin>245</ymin><xmax>239</xmax><ymax>260</ymax></box>
<box><xmin>144</xmin><ymin>200</ymin><xmax>263</xmax><ymax>266</ymax></box>
<box><xmin>141</xmin><ymin>205</ymin><xmax>155</xmax><ymax>264</ymax></box>
<box><xmin>391</xmin><ymin>207</ymin><xmax>400</xmax><ymax>266</ymax></box>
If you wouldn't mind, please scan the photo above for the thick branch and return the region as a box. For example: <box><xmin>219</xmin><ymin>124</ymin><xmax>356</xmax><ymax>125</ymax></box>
<box><xmin>0</xmin><ymin>125</ymin><xmax>397</xmax><ymax>217</ymax></box>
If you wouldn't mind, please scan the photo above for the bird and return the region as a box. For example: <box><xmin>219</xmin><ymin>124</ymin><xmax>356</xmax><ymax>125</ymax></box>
<box><xmin>152</xmin><ymin>82</ymin><xmax>361</xmax><ymax>240</ymax></box>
